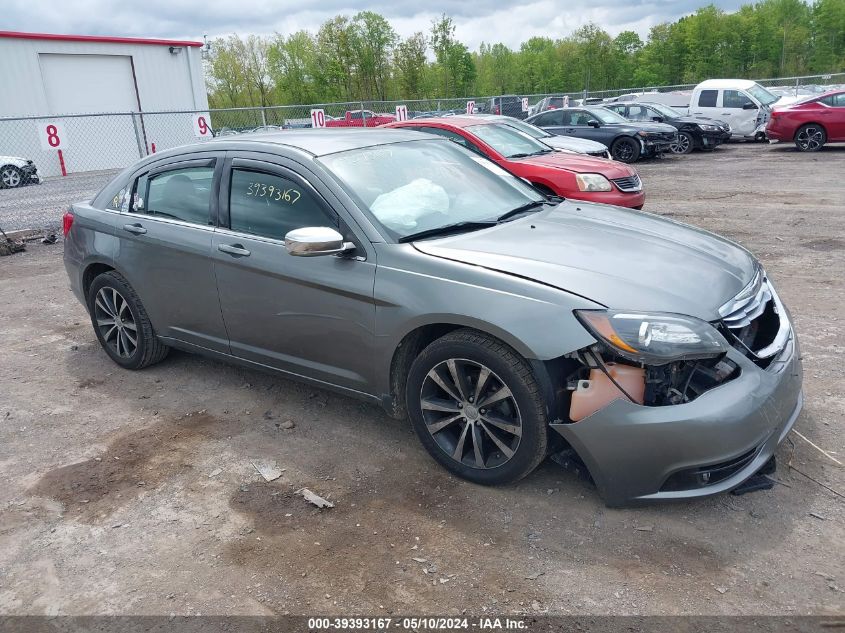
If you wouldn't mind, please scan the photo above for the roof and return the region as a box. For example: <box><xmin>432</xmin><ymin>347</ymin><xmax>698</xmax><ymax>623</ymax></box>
<box><xmin>695</xmin><ymin>79</ymin><xmax>758</xmax><ymax>89</ymax></box>
<box><xmin>0</xmin><ymin>31</ymin><xmax>203</xmax><ymax>47</ymax></box>
<box><xmin>206</xmin><ymin>128</ymin><xmax>434</xmax><ymax>156</ymax></box>
<box><xmin>389</xmin><ymin>116</ymin><xmax>495</xmax><ymax>130</ymax></box>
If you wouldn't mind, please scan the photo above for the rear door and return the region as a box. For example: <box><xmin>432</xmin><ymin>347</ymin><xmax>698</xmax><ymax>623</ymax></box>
<box><xmin>118</xmin><ymin>153</ymin><xmax>229</xmax><ymax>352</ymax></box>
<box><xmin>212</xmin><ymin>154</ymin><xmax>378</xmax><ymax>393</ymax></box>
<box><xmin>528</xmin><ymin>109</ymin><xmax>566</xmax><ymax>135</ymax></box>
<box><xmin>689</xmin><ymin>88</ymin><xmax>721</xmax><ymax>123</ymax></box>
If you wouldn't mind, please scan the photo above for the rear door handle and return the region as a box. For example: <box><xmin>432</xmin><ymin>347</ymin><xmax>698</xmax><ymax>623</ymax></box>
<box><xmin>218</xmin><ymin>243</ymin><xmax>251</xmax><ymax>257</ymax></box>
<box><xmin>123</xmin><ymin>223</ymin><xmax>147</xmax><ymax>235</ymax></box>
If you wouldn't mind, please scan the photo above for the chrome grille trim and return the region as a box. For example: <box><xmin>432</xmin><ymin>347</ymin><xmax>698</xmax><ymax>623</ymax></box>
<box><xmin>717</xmin><ymin>269</ymin><xmax>791</xmax><ymax>359</ymax></box>
<box><xmin>611</xmin><ymin>174</ymin><xmax>642</xmax><ymax>192</ymax></box>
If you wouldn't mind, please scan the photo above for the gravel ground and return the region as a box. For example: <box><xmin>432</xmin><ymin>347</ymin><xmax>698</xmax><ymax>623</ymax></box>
<box><xmin>0</xmin><ymin>142</ymin><xmax>843</xmax><ymax>618</ymax></box>
<box><xmin>0</xmin><ymin>170</ymin><xmax>117</xmax><ymax>233</ymax></box>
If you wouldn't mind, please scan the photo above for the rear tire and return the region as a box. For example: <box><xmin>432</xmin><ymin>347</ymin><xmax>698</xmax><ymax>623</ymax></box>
<box><xmin>0</xmin><ymin>165</ymin><xmax>23</xmax><ymax>189</ymax></box>
<box><xmin>87</xmin><ymin>271</ymin><xmax>169</xmax><ymax>370</ymax></box>
<box><xmin>611</xmin><ymin>137</ymin><xmax>640</xmax><ymax>163</ymax></box>
<box><xmin>405</xmin><ymin>328</ymin><xmax>549</xmax><ymax>486</ymax></box>
<box><xmin>794</xmin><ymin>124</ymin><xmax>826</xmax><ymax>152</ymax></box>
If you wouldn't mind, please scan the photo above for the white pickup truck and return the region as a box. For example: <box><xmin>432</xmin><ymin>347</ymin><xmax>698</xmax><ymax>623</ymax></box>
<box><xmin>682</xmin><ymin>79</ymin><xmax>791</xmax><ymax>139</ymax></box>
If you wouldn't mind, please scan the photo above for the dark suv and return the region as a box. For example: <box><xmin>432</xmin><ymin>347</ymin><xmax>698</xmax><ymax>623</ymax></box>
<box><xmin>484</xmin><ymin>95</ymin><xmax>527</xmax><ymax>119</ymax></box>
<box><xmin>606</xmin><ymin>102</ymin><xmax>731</xmax><ymax>154</ymax></box>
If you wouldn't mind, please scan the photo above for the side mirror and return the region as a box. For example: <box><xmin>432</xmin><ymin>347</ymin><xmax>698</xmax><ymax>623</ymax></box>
<box><xmin>742</xmin><ymin>102</ymin><xmax>758</xmax><ymax>110</ymax></box>
<box><xmin>652</xmin><ymin>116</ymin><xmax>664</xmax><ymax>123</ymax></box>
<box><xmin>284</xmin><ymin>227</ymin><xmax>354</xmax><ymax>257</ymax></box>
<box><xmin>587</xmin><ymin>119</ymin><xmax>601</xmax><ymax>128</ymax></box>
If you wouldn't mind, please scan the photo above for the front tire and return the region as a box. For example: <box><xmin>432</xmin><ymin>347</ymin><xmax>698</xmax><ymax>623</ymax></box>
<box><xmin>87</xmin><ymin>271</ymin><xmax>169</xmax><ymax>370</ymax></box>
<box><xmin>611</xmin><ymin>137</ymin><xmax>641</xmax><ymax>163</ymax></box>
<box><xmin>405</xmin><ymin>329</ymin><xmax>549</xmax><ymax>485</ymax></box>
<box><xmin>670</xmin><ymin>131</ymin><xmax>694</xmax><ymax>154</ymax></box>
<box><xmin>0</xmin><ymin>165</ymin><xmax>23</xmax><ymax>188</ymax></box>
<box><xmin>794</xmin><ymin>124</ymin><xmax>826</xmax><ymax>152</ymax></box>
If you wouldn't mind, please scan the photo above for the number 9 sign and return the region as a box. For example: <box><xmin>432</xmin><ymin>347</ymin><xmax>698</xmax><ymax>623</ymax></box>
<box><xmin>192</xmin><ymin>113</ymin><xmax>213</xmax><ymax>138</ymax></box>
<box><xmin>38</xmin><ymin>121</ymin><xmax>68</xmax><ymax>150</ymax></box>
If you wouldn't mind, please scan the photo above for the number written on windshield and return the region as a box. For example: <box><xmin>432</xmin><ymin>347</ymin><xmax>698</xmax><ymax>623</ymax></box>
<box><xmin>245</xmin><ymin>182</ymin><xmax>302</xmax><ymax>204</ymax></box>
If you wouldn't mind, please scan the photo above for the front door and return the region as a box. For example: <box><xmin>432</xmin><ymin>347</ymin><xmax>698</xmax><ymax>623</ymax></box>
<box><xmin>720</xmin><ymin>89</ymin><xmax>759</xmax><ymax>137</ymax></box>
<box><xmin>212</xmin><ymin>156</ymin><xmax>378</xmax><ymax>394</ymax></box>
<box><xmin>117</xmin><ymin>155</ymin><xmax>230</xmax><ymax>352</ymax></box>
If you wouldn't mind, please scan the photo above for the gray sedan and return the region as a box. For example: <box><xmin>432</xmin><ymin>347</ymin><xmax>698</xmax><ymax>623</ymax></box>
<box><xmin>63</xmin><ymin>130</ymin><xmax>802</xmax><ymax>506</ymax></box>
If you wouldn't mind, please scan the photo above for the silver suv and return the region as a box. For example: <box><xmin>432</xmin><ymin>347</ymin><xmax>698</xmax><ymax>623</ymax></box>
<box><xmin>63</xmin><ymin>130</ymin><xmax>802</xmax><ymax>506</ymax></box>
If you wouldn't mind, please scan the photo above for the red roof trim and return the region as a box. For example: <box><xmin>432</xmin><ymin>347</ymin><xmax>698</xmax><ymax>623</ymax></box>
<box><xmin>0</xmin><ymin>31</ymin><xmax>202</xmax><ymax>47</ymax></box>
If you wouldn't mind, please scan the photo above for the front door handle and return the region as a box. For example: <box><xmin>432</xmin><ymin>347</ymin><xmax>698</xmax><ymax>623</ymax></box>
<box><xmin>123</xmin><ymin>223</ymin><xmax>147</xmax><ymax>235</ymax></box>
<box><xmin>218</xmin><ymin>243</ymin><xmax>251</xmax><ymax>257</ymax></box>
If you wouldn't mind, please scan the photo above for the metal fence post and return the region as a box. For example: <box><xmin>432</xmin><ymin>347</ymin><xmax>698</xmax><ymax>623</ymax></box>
<box><xmin>131</xmin><ymin>112</ymin><xmax>146</xmax><ymax>158</ymax></box>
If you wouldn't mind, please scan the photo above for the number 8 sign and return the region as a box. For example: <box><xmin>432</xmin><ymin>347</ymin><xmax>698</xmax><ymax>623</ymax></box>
<box><xmin>192</xmin><ymin>113</ymin><xmax>213</xmax><ymax>138</ymax></box>
<box><xmin>38</xmin><ymin>121</ymin><xmax>68</xmax><ymax>150</ymax></box>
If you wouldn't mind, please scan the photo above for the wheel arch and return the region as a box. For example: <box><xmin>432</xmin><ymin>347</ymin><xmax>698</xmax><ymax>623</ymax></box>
<box><xmin>82</xmin><ymin>261</ymin><xmax>117</xmax><ymax>301</ymax></box>
<box><xmin>384</xmin><ymin>318</ymin><xmax>547</xmax><ymax>420</ymax></box>
<box><xmin>793</xmin><ymin>121</ymin><xmax>828</xmax><ymax>140</ymax></box>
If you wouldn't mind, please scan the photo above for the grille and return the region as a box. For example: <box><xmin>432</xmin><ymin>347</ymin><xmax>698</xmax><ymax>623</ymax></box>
<box><xmin>611</xmin><ymin>174</ymin><xmax>642</xmax><ymax>192</ymax></box>
<box><xmin>719</xmin><ymin>269</ymin><xmax>771</xmax><ymax>329</ymax></box>
<box><xmin>589</xmin><ymin>149</ymin><xmax>611</xmax><ymax>159</ymax></box>
<box><xmin>717</xmin><ymin>269</ymin><xmax>791</xmax><ymax>363</ymax></box>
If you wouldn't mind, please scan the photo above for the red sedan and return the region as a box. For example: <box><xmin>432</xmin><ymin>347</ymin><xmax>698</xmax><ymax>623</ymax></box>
<box><xmin>383</xmin><ymin>117</ymin><xmax>645</xmax><ymax>209</ymax></box>
<box><xmin>766</xmin><ymin>90</ymin><xmax>845</xmax><ymax>151</ymax></box>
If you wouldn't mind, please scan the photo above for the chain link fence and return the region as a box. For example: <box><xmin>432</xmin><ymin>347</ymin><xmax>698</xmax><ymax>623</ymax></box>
<box><xmin>1</xmin><ymin>73</ymin><xmax>842</xmax><ymax>180</ymax></box>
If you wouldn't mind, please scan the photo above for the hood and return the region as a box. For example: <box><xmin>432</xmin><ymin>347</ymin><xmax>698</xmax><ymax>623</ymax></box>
<box><xmin>413</xmin><ymin>201</ymin><xmax>756</xmax><ymax>320</ymax></box>
<box><xmin>671</xmin><ymin>115</ymin><xmax>728</xmax><ymax>127</ymax></box>
<box><xmin>517</xmin><ymin>152</ymin><xmax>635</xmax><ymax>178</ymax></box>
<box><xmin>0</xmin><ymin>155</ymin><xmax>28</xmax><ymax>166</ymax></box>
<box><xmin>542</xmin><ymin>135</ymin><xmax>607</xmax><ymax>153</ymax></box>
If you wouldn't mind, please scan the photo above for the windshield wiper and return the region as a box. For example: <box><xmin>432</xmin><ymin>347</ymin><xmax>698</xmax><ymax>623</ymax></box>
<box><xmin>528</xmin><ymin>149</ymin><xmax>553</xmax><ymax>155</ymax></box>
<box><xmin>508</xmin><ymin>153</ymin><xmax>530</xmax><ymax>158</ymax></box>
<box><xmin>397</xmin><ymin>221</ymin><xmax>497</xmax><ymax>243</ymax></box>
<box><xmin>496</xmin><ymin>200</ymin><xmax>548</xmax><ymax>223</ymax></box>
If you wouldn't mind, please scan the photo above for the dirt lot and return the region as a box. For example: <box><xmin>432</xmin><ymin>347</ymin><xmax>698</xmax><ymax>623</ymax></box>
<box><xmin>0</xmin><ymin>142</ymin><xmax>843</xmax><ymax>617</ymax></box>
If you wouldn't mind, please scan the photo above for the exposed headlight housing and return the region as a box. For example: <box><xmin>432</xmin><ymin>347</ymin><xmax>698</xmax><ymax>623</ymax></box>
<box><xmin>699</xmin><ymin>124</ymin><xmax>719</xmax><ymax>131</ymax></box>
<box><xmin>574</xmin><ymin>310</ymin><xmax>729</xmax><ymax>365</ymax></box>
<box><xmin>636</xmin><ymin>131</ymin><xmax>649</xmax><ymax>138</ymax></box>
<box><xmin>575</xmin><ymin>173</ymin><xmax>612</xmax><ymax>192</ymax></box>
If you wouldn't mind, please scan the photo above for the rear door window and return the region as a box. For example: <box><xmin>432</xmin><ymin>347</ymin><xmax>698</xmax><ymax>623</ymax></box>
<box><xmin>698</xmin><ymin>90</ymin><xmax>718</xmax><ymax>107</ymax></box>
<box><xmin>132</xmin><ymin>166</ymin><xmax>215</xmax><ymax>225</ymax></box>
<box><xmin>532</xmin><ymin>110</ymin><xmax>564</xmax><ymax>126</ymax></box>
<box><xmin>228</xmin><ymin>168</ymin><xmax>337</xmax><ymax>240</ymax></box>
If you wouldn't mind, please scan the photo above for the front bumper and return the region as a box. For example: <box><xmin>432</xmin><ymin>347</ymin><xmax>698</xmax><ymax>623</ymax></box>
<box><xmin>551</xmin><ymin>334</ymin><xmax>803</xmax><ymax>507</ymax></box>
<box><xmin>699</xmin><ymin>132</ymin><xmax>728</xmax><ymax>148</ymax></box>
<box><xmin>21</xmin><ymin>164</ymin><xmax>40</xmax><ymax>184</ymax></box>
<box><xmin>567</xmin><ymin>188</ymin><xmax>645</xmax><ymax>210</ymax></box>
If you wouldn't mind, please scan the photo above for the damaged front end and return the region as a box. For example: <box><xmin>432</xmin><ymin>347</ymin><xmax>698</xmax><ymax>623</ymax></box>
<box><xmin>546</xmin><ymin>269</ymin><xmax>803</xmax><ymax>506</ymax></box>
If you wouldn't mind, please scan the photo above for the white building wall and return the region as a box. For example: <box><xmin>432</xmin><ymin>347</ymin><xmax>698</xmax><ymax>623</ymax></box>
<box><xmin>0</xmin><ymin>34</ymin><xmax>209</xmax><ymax>177</ymax></box>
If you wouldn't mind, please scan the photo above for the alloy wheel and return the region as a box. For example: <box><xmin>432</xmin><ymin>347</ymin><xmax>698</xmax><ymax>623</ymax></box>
<box><xmin>94</xmin><ymin>287</ymin><xmax>138</xmax><ymax>358</ymax></box>
<box><xmin>1</xmin><ymin>168</ymin><xmax>21</xmax><ymax>188</ymax></box>
<box><xmin>613</xmin><ymin>142</ymin><xmax>635</xmax><ymax>162</ymax></box>
<box><xmin>796</xmin><ymin>126</ymin><xmax>823</xmax><ymax>151</ymax></box>
<box><xmin>419</xmin><ymin>358</ymin><xmax>522</xmax><ymax>470</ymax></box>
<box><xmin>670</xmin><ymin>134</ymin><xmax>691</xmax><ymax>154</ymax></box>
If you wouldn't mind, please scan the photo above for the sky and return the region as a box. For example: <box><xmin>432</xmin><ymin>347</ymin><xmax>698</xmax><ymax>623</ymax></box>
<box><xmin>4</xmin><ymin>0</ymin><xmax>749</xmax><ymax>50</ymax></box>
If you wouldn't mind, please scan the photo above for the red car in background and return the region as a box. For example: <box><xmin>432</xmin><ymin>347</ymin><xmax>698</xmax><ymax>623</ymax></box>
<box><xmin>326</xmin><ymin>109</ymin><xmax>396</xmax><ymax>127</ymax></box>
<box><xmin>383</xmin><ymin>116</ymin><xmax>645</xmax><ymax>209</ymax></box>
<box><xmin>766</xmin><ymin>90</ymin><xmax>845</xmax><ymax>151</ymax></box>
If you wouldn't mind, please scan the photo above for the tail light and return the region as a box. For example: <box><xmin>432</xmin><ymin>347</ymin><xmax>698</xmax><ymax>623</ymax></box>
<box><xmin>62</xmin><ymin>210</ymin><xmax>74</xmax><ymax>237</ymax></box>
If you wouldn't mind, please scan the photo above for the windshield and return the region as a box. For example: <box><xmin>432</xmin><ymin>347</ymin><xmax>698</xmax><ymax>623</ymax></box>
<box><xmin>646</xmin><ymin>103</ymin><xmax>683</xmax><ymax>118</ymax></box>
<box><xmin>747</xmin><ymin>83</ymin><xmax>779</xmax><ymax>107</ymax></box>
<box><xmin>466</xmin><ymin>123</ymin><xmax>552</xmax><ymax>158</ymax></box>
<box><xmin>586</xmin><ymin>108</ymin><xmax>630</xmax><ymax>124</ymax></box>
<box><xmin>318</xmin><ymin>140</ymin><xmax>544</xmax><ymax>241</ymax></box>
<box><xmin>497</xmin><ymin>118</ymin><xmax>551</xmax><ymax>139</ymax></box>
